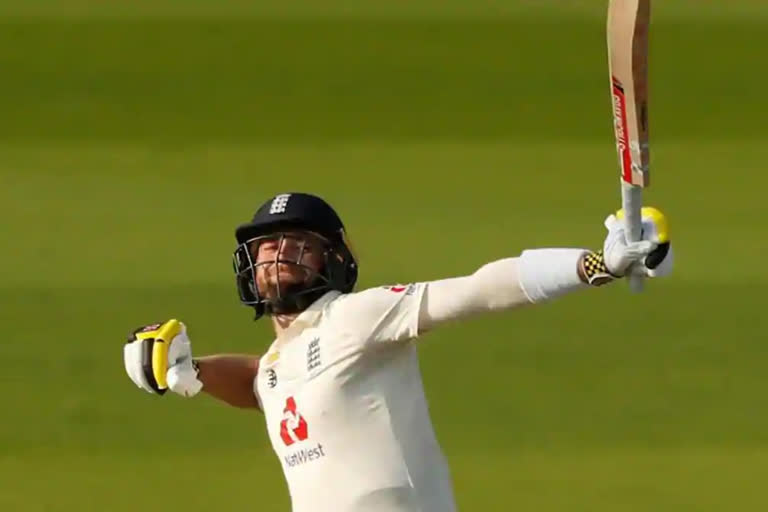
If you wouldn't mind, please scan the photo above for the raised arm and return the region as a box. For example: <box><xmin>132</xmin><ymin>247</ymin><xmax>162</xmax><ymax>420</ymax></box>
<box><xmin>418</xmin><ymin>209</ymin><xmax>673</xmax><ymax>334</ymax></box>
<box><xmin>418</xmin><ymin>249</ymin><xmax>588</xmax><ymax>333</ymax></box>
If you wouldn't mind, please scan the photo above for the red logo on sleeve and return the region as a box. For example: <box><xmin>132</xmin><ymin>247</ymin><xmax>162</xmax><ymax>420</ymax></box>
<box><xmin>280</xmin><ymin>396</ymin><xmax>308</xmax><ymax>446</ymax></box>
<box><xmin>388</xmin><ymin>286</ymin><xmax>407</xmax><ymax>293</ymax></box>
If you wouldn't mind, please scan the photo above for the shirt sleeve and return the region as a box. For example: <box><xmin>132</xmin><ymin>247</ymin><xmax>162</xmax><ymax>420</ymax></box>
<box><xmin>337</xmin><ymin>283</ymin><xmax>428</xmax><ymax>345</ymax></box>
<box><xmin>334</xmin><ymin>254</ymin><xmax>584</xmax><ymax>347</ymax></box>
<box><xmin>417</xmin><ymin>257</ymin><xmax>531</xmax><ymax>332</ymax></box>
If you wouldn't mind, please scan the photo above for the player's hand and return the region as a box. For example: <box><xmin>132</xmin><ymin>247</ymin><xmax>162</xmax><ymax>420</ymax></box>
<box><xmin>603</xmin><ymin>206</ymin><xmax>673</xmax><ymax>278</ymax></box>
<box><xmin>123</xmin><ymin>319</ymin><xmax>203</xmax><ymax>398</ymax></box>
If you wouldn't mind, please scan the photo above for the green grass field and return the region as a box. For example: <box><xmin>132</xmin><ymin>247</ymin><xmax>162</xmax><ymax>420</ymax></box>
<box><xmin>2</xmin><ymin>1</ymin><xmax>767</xmax><ymax>510</ymax></box>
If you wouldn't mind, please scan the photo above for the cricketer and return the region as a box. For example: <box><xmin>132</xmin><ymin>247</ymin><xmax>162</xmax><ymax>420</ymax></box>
<box><xmin>124</xmin><ymin>192</ymin><xmax>673</xmax><ymax>512</ymax></box>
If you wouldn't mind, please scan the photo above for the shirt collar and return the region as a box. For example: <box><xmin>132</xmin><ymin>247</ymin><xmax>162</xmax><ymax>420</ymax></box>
<box><xmin>278</xmin><ymin>290</ymin><xmax>341</xmax><ymax>340</ymax></box>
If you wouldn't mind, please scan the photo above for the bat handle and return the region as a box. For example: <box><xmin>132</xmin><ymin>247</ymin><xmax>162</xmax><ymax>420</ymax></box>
<box><xmin>621</xmin><ymin>182</ymin><xmax>644</xmax><ymax>293</ymax></box>
<box><xmin>628</xmin><ymin>272</ymin><xmax>644</xmax><ymax>292</ymax></box>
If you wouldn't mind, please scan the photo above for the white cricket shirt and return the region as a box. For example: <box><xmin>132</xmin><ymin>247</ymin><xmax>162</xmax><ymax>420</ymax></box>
<box><xmin>254</xmin><ymin>284</ymin><xmax>457</xmax><ymax>512</ymax></box>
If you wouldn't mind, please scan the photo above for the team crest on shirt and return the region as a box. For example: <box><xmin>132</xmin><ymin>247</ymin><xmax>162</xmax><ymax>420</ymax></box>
<box><xmin>307</xmin><ymin>338</ymin><xmax>321</xmax><ymax>372</ymax></box>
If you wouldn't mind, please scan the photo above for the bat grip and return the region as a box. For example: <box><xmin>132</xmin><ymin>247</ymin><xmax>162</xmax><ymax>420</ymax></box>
<box><xmin>621</xmin><ymin>182</ymin><xmax>644</xmax><ymax>293</ymax></box>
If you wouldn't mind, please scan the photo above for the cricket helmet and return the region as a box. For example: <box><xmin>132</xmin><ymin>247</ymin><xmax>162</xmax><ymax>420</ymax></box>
<box><xmin>232</xmin><ymin>192</ymin><xmax>358</xmax><ymax>319</ymax></box>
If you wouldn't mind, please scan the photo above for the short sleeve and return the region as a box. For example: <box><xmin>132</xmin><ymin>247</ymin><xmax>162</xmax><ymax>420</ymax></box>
<box><xmin>336</xmin><ymin>283</ymin><xmax>427</xmax><ymax>345</ymax></box>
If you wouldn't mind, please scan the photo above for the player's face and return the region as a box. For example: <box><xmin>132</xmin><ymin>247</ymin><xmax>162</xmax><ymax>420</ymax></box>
<box><xmin>251</xmin><ymin>231</ymin><xmax>326</xmax><ymax>299</ymax></box>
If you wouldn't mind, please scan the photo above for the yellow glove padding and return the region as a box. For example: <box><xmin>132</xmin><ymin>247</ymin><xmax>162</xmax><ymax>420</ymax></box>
<box><xmin>124</xmin><ymin>319</ymin><xmax>185</xmax><ymax>395</ymax></box>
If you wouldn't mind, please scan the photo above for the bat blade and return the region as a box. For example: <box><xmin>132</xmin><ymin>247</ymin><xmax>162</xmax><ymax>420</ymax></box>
<box><xmin>608</xmin><ymin>0</ymin><xmax>651</xmax><ymax>292</ymax></box>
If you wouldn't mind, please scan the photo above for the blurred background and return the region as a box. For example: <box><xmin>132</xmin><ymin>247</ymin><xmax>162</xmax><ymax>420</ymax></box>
<box><xmin>2</xmin><ymin>0</ymin><xmax>767</xmax><ymax>510</ymax></box>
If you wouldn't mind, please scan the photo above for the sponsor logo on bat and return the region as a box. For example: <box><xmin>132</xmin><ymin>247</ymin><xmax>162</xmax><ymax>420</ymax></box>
<box><xmin>611</xmin><ymin>76</ymin><xmax>633</xmax><ymax>184</ymax></box>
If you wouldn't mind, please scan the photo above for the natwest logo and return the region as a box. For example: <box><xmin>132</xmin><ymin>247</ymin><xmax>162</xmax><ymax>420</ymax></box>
<box><xmin>280</xmin><ymin>396</ymin><xmax>308</xmax><ymax>446</ymax></box>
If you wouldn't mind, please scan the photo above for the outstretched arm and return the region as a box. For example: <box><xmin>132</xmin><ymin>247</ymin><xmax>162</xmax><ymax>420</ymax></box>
<box><xmin>418</xmin><ymin>250</ymin><xmax>589</xmax><ymax>333</ymax></box>
<box><xmin>417</xmin><ymin>208</ymin><xmax>673</xmax><ymax>334</ymax></box>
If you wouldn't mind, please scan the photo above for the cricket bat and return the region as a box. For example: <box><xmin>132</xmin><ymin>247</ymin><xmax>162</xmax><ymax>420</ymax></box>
<box><xmin>607</xmin><ymin>0</ymin><xmax>650</xmax><ymax>292</ymax></box>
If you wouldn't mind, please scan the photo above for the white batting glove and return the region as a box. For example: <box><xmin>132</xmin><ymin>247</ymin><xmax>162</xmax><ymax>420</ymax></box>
<box><xmin>124</xmin><ymin>319</ymin><xmax>203</xmax><ymax>398</ymax></box>
<box><xmin>603</xmin><ymin>207</ymin><xmax>673</xmax><ymax>278</ymax></box>
<box><xmin>166</xmin><ymin>326</ymin><xmax>203</xmax><ymax>398</ymax></box>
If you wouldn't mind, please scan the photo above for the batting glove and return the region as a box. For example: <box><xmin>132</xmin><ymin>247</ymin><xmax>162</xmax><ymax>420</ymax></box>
<box><xmin>124</xmin><ymin>319</ymin><xmax>203</xmax><ymax>398</ymax></box>
<box><xmin>582</xmin><ymin>207</ymin><xmax>673</xmax><ymax>285</ymax></box>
